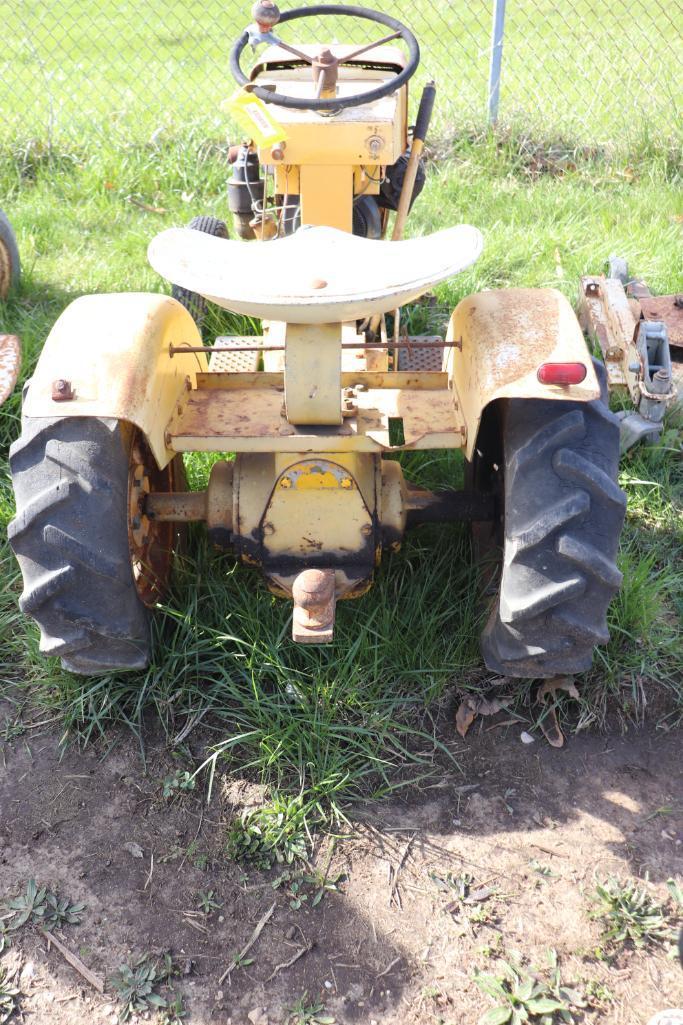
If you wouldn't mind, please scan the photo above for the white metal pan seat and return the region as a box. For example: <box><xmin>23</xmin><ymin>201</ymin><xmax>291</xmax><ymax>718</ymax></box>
<box><xmin>148</xmin><ymin>224</ymin><xmax>483</xmax><ymax>324</ymax></box>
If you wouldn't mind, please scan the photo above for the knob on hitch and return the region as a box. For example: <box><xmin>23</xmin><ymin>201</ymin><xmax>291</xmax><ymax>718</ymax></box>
<box><xmin>292</xmin><ymin>568</ymin><xmax>336</xmax><ymax>644</ymax></box>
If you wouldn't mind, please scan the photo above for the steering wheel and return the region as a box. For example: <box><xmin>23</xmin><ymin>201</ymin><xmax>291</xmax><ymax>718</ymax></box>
<box><xmin>230</xmin><ymin>3</ymin><xmax>420</xmax><ymax>112</ymax></box>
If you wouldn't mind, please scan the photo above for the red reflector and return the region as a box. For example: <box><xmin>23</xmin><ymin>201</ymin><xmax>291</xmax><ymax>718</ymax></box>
<box><xmin>537</xmin><ymin>362</ymin><xmax>587</xmax><ymax>385</ymax></box>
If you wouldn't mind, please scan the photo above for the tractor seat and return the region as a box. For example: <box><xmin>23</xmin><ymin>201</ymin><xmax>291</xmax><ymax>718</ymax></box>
<box><xmin>149</xmin><ymin>224</ymin><xmax>483</xmax><ymax>324</ymax></box>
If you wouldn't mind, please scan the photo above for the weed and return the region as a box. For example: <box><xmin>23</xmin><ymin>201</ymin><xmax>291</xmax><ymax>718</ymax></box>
<box><xmin>272</xmin><ymin>868</ymin><xmax>346</xmax><ymax>910</ymax></box>
<box><xmin>162</xmin><ymin>769</ymin><xmax>196</xmax><ymax>800</ymax></box>
<box><xmin>110</xmin><ymin>955</ymin><xmax>175</xmax><ymax>1023</ymax></box>
<box><xmin>583</xmin><ymin>979</ymin><xmax>614</xmax><ymax>1008</ymax></box>
<box><xmin>159</xmin><ymin>840</ymin><xmax>208</xmax><ymax>870</ymax></box>
<box><xmin>229</xmin><ymin>950</ymin><xmax>254</xmax><ymax>970</ymax></box>
<box><xmin>303</xmin><ymin>868</ymin><xmax>347</xmax><ymax>908</ymax></box>
<box><xmin>667</xmin><ymin>878</ymin><xmax>683</xmax><ymax>909</ymax></box>
<box><xmin>226</xmin><ymin>796</ymin><xmax>310</xmax><ymax>869</ymax></box>
<box><xmin>429</xmin><ymin>870</ymin><xmax>475</xmax><ymax>899</ymax></box>
<box><xmin>529</xmin><ymin>859</ymin><xmax>557</xmax><ymax>878</ymax></box>
<box><xmin>43</xmin><ymin>893</ymin><xmax>86</xmax><ymax>929</ymax></box>
<box><xmin>474</xmin><ymin>949</ymin><xmax>585</xmax><ymax>1025</ymax></box>
<box><xmin>477</xmin><ymin>933</ymin><xmax>504</xmax><ymax>960</ymax></box>
<box><xmin>4</xmin><ymin>879</ymin><xmax>47</xmax><ymax>929</ymax></box>
<box><xmin>2</xmin><ymin>879</ymin><xmax>85</xmax><ymax>933</ymax></box>
<box><xmin>430</xmin><ymin>870</ymin><xmax>498</xmax><ymax>927</ymax></box>
<box><xmin>159</xmin><ymin>993</ymin><xmax>187</xmax><ymax>1025</ymax></box>
<box><xmin>0</xmin><ymin>717</ymin><xmax>26</xmax><ymax>742</ymax></box>
<box><xmin>286</xmin><ymin>992</ymin><xmax>336</xmax><ymax>1025</ymax></box>
<box><xmin>0</xmin><ymin>963</ymin><xmax>19</xmax><ymax>1025</ymax></box>
<box><xmin>589</xmin><ymin>876</ymin><xmax>676</xmax><ymax>950</ymax></box>
<box><xmin>196</xmin><ymin>890</ymin><xmax>222</xmax><ymax>915</ymax></box>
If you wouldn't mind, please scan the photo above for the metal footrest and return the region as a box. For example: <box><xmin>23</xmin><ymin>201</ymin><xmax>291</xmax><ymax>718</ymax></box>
<box><xmin>208</xmin><ymin>336</ymin><xmax>261</xmax><ymax>373</ymax></box>
<box><xmin>397</xmin><ymin>334</ymin><xmax>444</xmax><ymax>372</ymax></box>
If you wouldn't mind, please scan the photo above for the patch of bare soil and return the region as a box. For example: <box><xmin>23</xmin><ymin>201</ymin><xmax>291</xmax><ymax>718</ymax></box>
<box><xmin>1</xmin><ymin>714</ymin><xmax>681</xmax><ymax>1025</ymax></box>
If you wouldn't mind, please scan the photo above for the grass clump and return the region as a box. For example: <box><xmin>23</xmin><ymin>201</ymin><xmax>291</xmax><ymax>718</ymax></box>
<box><xmin>226</xmin><ymin>794</ymin><xmax>311</xmax><ymax>869</ymax></box>
<box><xmin>474</xmin><ymin>949</ymin><xmax>585</xmax><ymax>1025</ymax></box>
<box><xmin>589</xmin><ymin>876</ymin><xmax>679</xmax><ymax>951</ymax></box>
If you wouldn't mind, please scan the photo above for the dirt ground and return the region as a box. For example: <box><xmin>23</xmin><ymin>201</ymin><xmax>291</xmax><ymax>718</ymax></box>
<box><xmin>1</xmin><ymin>705</ymin><xmax>681</xmax><ymax>1025</ymax></box>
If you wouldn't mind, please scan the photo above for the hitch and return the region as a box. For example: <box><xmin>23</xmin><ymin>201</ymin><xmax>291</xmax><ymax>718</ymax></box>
<box><xmin>144</xmin><ymin>457</ymin><xmax>495</xmax><ymax>644</ymax></box>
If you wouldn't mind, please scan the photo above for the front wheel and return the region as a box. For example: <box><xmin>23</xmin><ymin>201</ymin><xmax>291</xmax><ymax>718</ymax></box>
<box><xmin>477</xmin><ymin>364</ymin><xmax>626</xmax><ymax>677</ymax></box>
<box><xmin>9</xmin><ymin>417</ymin><xmax>182</xmax><ymax>674</ymax></box>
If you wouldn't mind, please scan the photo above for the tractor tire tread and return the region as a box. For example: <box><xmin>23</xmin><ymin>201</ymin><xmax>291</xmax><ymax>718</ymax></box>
<box><xmin>481</xmin><ymin>364</ymin><xmax>625</xmax><ymax>678</ymax></box>
<box><xmin>9</xmin><ymin>416</ymin><xmax>150</xmax><ymax>673</ymax></box>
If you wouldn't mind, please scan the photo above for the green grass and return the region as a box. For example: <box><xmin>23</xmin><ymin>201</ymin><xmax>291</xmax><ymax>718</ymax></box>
<box><xmin>0</xmin><ymin>39</ymin><xmax>681</xmax><ymax>838</ymax></box>
<box><xmin>1</xmin><ymin>0</ymin><xmax>680</xmax><ymax>153</ymax></box>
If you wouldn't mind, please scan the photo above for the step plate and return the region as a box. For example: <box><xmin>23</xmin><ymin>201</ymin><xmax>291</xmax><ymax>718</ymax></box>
<box><xmin>208</xmin><ymin>336</ymin><xmax>261</xmax><ymax>373</ymax></box>
<box><xmin>397</xmin><ymin>335</ymin><xmax>444</xmax><ymax>372</ymax></box>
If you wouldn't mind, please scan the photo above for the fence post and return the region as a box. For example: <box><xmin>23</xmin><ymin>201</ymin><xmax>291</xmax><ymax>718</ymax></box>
<box><xmin>487</xmin><ymin>0</ymin><xmax>507</xmax><ymax>124</ymax></box>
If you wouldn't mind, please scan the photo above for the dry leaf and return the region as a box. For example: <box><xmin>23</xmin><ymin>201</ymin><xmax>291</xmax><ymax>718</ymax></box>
<box><xmin>455</xmin><ymin>694</ymin><xmax>512</xmax><ymax>738</ymax></box>
<box><xmin>535</xmin><ymin>676</ymin><xmax>578</xmax><ymax>748</ymax></box>
<box><xmin>462</xmin><ymin>886</ymin><xmax>494</xmax><ymax>904</ymax></box>
<box><xmin>536</xmin><ymin>676</ymin><xmax>579</xmax><ymax>703</ymax></box>
<box><xmin>538</xmin><ymin>705</ymin><xmax>565</xmax><ymax>748</ymax></box>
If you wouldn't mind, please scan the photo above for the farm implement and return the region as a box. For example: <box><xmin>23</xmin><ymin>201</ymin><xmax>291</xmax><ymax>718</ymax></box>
<box><xmin>9</xmin><ymin>3</ymin><xmax>626</xmax><ymax>677</ymax></box>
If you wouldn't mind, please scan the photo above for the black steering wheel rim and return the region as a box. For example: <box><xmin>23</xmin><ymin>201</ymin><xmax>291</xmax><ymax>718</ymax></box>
<box><xmin>230</xmin><ymin>4</ymin><xmax>420</xmax><ymax>112</ymax></box>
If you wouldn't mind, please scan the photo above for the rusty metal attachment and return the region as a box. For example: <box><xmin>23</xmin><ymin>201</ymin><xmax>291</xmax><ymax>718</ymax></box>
<box><xmin>578</xmin><ymin>265</ymin><xmax>680</xmax><ymax>450</ymax></box>
<box><xmin>312</xmin><ymin>48</ymin><xmax>339</xmax><ymax>100</ymax></box>
<box><xmin>127</xmin><ymin>433</ymin><xmax>184</xmax><ymax>605</ymax></box>
<box><xmin>0</xmin><ymin>333</ymin><xmax>21</xmax><ymax>406</ymax></box>
<box><xmin>292</xmin><ymin>568</ymin><xmax>336</xmax><ymax>643</ymax></box>
<box><xmin>51</xmin><ymin>377</ymin><xmax>73</xmax><ymax>401</ymax></box>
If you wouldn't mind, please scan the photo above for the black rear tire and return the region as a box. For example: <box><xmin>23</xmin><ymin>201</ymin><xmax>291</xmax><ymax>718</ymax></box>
<box><xmin>0</xmin><ymin>209</ymin><xmax>20</xmax><ymax>299</ymax></box>
<box><xmin>171</xmin><ymin>215</ymin><xmax>228</xmax><ymax>329</ymax></box>
<box><xmin>9</xmin><ymin>417</ymin><xmax>179</xmax><ymax>674</ymax></box>
<box><xmin>478</xmin><ymin>362</ymin><xmax>626</xmax><ymax>678</ymax></box>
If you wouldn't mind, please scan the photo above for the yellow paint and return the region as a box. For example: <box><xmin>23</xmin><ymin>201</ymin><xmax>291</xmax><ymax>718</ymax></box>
<box><xmin>284</xmin><ymin>322</ymin><xmax>342</xmax><ymax>425</ymax></box>
<box><xmin>22</xmin><ymin>293</ymin><xmax>205</xmax><ymax>469</ymax></box>
<box><xmin>282</xmin><ymin>461</ymin><xmax>353</xmax><ymax>491</ymax></box>
<box><xmin>299</xmin><ymin>165</ymin><xmax>353</xmax><ymax>231</ymax></box>
<box><xmin>262</xmin><ymin>458</ymin><xmax>373</xmax><ymax>564</ymax></box>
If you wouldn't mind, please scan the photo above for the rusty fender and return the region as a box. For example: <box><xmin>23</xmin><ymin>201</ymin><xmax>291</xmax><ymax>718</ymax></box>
<box><xmin>21</xmin><ymin>293</ymin><xmax>206</xmax><ymax>469</ymax></box>
<box><xmin>446</xmin><ymin>288</ymin><xmax>600</xmax><ymax>460</ymax></box>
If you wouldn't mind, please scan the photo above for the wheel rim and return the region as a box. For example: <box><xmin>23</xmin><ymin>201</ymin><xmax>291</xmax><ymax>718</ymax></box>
<box><xmin>127</xmin><ymin>432</ymin><xmax>183</xmax><ymax>605</ymax></box>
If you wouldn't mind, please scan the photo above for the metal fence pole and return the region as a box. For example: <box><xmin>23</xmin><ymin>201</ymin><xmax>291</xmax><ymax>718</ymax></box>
<box><xmin>487</xmin><ymin>0</ymin><xmax>507</xmax><ymax>123</ymax></box>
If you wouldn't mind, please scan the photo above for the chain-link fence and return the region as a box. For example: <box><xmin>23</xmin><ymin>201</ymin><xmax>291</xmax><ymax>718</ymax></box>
<box><xmin>0</xmin><ymin>0</ymin><xmax>681</xmax><ymax>154</ymax></box>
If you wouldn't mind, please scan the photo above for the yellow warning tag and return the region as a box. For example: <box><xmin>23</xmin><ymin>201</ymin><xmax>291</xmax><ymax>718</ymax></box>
<box><xmin>222</xmin><ymin>90</ymin><xmax>288</xmax><ymax>147</ymax></box>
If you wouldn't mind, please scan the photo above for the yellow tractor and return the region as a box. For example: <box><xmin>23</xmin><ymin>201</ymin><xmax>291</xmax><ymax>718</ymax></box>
<box><xmin>9</xmin><ymin>3</ymin><xmax>625</xmax><ymax>677</ymax></box>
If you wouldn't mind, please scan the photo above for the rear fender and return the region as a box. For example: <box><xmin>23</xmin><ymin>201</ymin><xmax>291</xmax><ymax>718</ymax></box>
<box><xmin>446</xmin><ymin>288</ymin><xmax>599</xmax><ymax>460</ymax></box>
<box><xmin>22</xmin><ymin>293</ymin><xmax>206</xmax><ymax>469</ymax></box>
